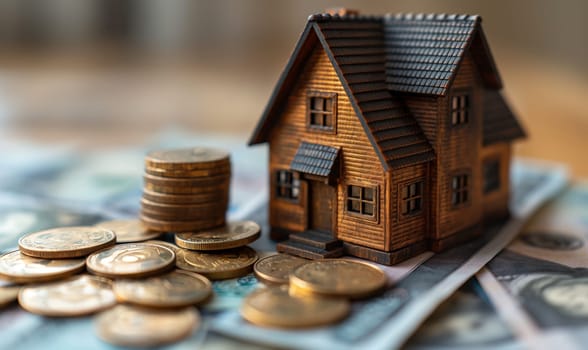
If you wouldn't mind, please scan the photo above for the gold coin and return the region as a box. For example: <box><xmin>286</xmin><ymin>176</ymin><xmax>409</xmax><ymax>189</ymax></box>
<box><xmin>86</xmin><ymin>243</ymin><xmax>175</xmax><ymax>279</ymax></box>
<box><xmin>142</xmin><ymin>188</ymin><xmax>228</xmax><ymax>205</ymax></box>
<box><xmin>95</xmin><ymin>219</ymin><xmax>161</xmax><ymax>243</ymax></box>
<box><xmin>140</xmin><ymin>208</ymin><xmax>226</xmax><ymax>222</ymax></box>
<box><xmin>253</xmin><ymin>254</ymin><xmax>309</xmax><ymax>285</ymax></box>
<box><xmin>113</xmin><ymin>270</ymin><xmax>212</xmax><ymax>308</ymax></box>
<box><xmin>140</xmin><ymin>214</ymin><xmax>225</xmax><ymax>232</ymax></box>
<box><xmin>0</xmin><ymin>250</ymin><xmax>85</xmax><ymax>283</ymax></box>
<box><xmin>145</xmin><ymin>147</ymin><xmax>230</xmax><ymax>170</ymax></box>
<box><xmin>145</xmin><ymin>164</ymin><xmax>231</xmax><ymax>179</ymax></box>
<box><xmin>18</xmin><ymin>226</ymin><xmax>116</xmax><ymax>259</ymax></box>
<box><xmin>241</xmin><ymin>286</ymin><xmax>350</xmax><ymax>328</ymax></box>
<box><xmin>18</xmin><ymin>274</ymin><xmax>116</xmax><ymax>316</ymax></box>
<box><xmin>144</xmin><ymin>240</ymin><xmax>181</xmax><ymax>253</ymax></box>
<box><xmin>96</xmin><ymin>304</ymin><xmax>200</xmax><ymax>347</ymax></box>
<box><xmin>175</xmin><ymin>246</ymin><xmax>257</xmax><ymax>280</ymax></box>
<box><xmin>143</xmin><ymin>173</ymin><xmax>230</xmax><ymax>188</ymax></box>
<box><xmin>175</xmin><ymin>221</ymin><xmax>261</xmax><ymax>251</ymax></box>
<box><xmin>0</xmin><ymin>284</ymin><xmax>20</xmax><ymax>308</ymax></box>
<box><xmin>290</xmin><ymin>259</ymin><xmax>387</xmax><ymax>299</ymax></box>
<box><xmin>144</xmin><ymin>182</ymin><xmax>229</xmax><ymax>195</ymax></box>
<box><xmin>140</xmin><ymin>198</ymin><xmax>228</xmax><ymax>217</ymax></box>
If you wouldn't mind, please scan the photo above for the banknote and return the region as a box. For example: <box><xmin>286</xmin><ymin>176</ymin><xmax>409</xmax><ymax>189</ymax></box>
<box><xmin>478</xmin><ymin>182</ymin><xmax>588</xmax><ymax>350</ymax></box>
<box><xmin>211</xmin><ymin>159</ymin><xmax>568</xmax><ymax>350</ymax></box>
<box><xmin>405</xmin><ymin>279</ymin><xmax>518</xmax><ymax>350</ymax></box>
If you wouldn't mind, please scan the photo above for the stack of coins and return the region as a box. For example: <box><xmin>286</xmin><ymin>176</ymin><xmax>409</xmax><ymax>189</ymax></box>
<box><xmin>243</xmin><ymin>255</ymin><xmax>388</xmax><ymax>329</ymax></box>
<box><xmin>140</xmin><ymin>148</ymin><xmax>231</xmax><ymax>232</ymax></box>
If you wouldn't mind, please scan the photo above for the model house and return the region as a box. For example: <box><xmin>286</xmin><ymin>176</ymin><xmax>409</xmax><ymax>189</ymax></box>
<box><xmin>248</xmin><ymin>10</ymin><xmax>525</xmax><ymax>265</ymax></box>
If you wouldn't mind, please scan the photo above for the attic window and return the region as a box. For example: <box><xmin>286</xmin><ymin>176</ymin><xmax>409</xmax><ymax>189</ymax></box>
<box><xmin>307</xmin><ymin>91</ymin><xmax>337</xmax><ymax>132</ymax></box>
<box><xmin>451</xmin><ymin>94</ymin><xmax>469</xmax><ymax>126</ymax></box>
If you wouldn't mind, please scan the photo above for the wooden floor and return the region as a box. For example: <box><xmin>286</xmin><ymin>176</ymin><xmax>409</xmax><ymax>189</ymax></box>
<box><xmin>1</xmin><ymin>50</ymin><xmax>587</xmax><ymax>177</ymax></box>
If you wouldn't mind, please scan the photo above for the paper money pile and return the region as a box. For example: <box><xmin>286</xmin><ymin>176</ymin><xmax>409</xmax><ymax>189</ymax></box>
<box><xmin>0</xmin><ymin>135</ymin><xmax>580</xmax><ymax>350</ymax></box>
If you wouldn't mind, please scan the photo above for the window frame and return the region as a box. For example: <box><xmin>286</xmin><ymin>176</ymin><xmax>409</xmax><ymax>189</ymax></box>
<box><xmin>450</xmin><ymin>91</ymin><xmax>471</xmax><ymax>127</ymax></box>
<box><xmin>450</xmin><ymin>171</ymin><xmax>472</xmax><ymax>209</ymax></box>
<box><xmin>306</xmin><ymin>90</ymin><xmax>337</xmax><ymax>134</ymax></box>
<box><xmin>345</xmin><ymin>183</ymin><xmax>379</xmax><ymax>222</ymax></box>
<box><xmin>400</xmin><ymin>179</ymin><xmax>425</xmax><ymax>218</ymax></box>
<box><xmin>275</xmin><ymin>169</ymin><xmax>300</xmax><ymax>202</ymax></box>
<box><xmin>483</xmin><ymin>158</ymin><xmax>501</xmax><ymax>194</ymax></box>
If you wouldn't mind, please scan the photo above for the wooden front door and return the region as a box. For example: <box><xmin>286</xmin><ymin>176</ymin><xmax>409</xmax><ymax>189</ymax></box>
<box><xmin>309</xmin><ymin>181</ymin><xmax>335</xmax><ymax>234</ymax></box>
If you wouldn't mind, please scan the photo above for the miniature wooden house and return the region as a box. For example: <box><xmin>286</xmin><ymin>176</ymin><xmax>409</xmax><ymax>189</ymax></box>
<box><xmin>249</xmin><ymin>11</ymin><xmax>525</xmax><ymax>265</ymax></box>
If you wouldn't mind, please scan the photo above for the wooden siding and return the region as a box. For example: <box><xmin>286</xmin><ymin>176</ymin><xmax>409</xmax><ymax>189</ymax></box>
<box><xmin>481</xmin><ymin>143</ymin><xmax>511</xmax><ymax>220</ymax></box>
<box><xmin>388</xmin><ymin>162</ymin><xmax>429</xmax><ymax>251</ymax></box>
<box><xmin>268</xmin><ymin>43</ymin><xmax>388</xmax><ymax>250</ymax></box>
<box><xmin>434</xmin><ymin>53</ymin><xmax>484</xmax><ymax>239</ymax></box>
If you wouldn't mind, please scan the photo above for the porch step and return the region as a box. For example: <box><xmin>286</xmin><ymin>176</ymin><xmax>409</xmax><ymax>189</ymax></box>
<box><xmin>289</xmin><ymin>230</ymin><xmax>343</xmax><ymax>250</ymax></box>
<box><xmin>277</xmin><ymin>240</ymin><xmax>344</xmax><ymax>260</ymax></box>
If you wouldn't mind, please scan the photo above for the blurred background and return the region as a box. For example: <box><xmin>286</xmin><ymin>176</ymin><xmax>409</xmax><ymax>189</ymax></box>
<box><xmin>0</xmin><ymin>0</ymin><xmax>586</xmax><ymax>174</ymax></box>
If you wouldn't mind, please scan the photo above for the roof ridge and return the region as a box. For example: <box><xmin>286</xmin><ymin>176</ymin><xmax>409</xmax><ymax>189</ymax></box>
<box><xmin>385</xmin><ymin>13</ymin><xmax>480</xmax><ymax>22</ymax></box>
<box><xmin>308</xmin><ymin>12</ymin><xmax>481</xmax><ymax>23</ymax></box>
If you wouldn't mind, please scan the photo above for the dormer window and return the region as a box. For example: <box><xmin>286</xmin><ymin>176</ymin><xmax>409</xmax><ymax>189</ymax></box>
<box><xmin>451</xmin><ymin>94</ymin><xmax>469</xmax><ymax>126</ymax></box>
<box><xmin>307</xmin><ymin>91</ymin><xmax>337</xmax><ymax>132</ymax></box>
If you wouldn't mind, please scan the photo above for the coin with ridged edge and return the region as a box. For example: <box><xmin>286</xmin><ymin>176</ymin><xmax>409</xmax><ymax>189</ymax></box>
<box><xmin>143</xmin><ymin>173</ymin><xmax>230</xmax><ymax>188</ymax></box>
<box><xmin>95</xmin><ymin>219</ymin><xmax>161</xmax><ymax>243</ymax></box>
<box><xmin>140</xmin><ymin>214</ymin><xmax>225</xmax><ymax>233</ymax></box>
<box><xmin>144</xmin><ymin>182</ymin><xmax>230</xmax><ymax>195</ymax></box>
<box><xmin>241</xmin><ymin>286</ymin><xmax>350</xmax><ymax>329</ymax></box>
<box><xmin>86</xmin><ymin>243</ymin><xmax>175</xmax><ymax>279</ymax></box>
<box><xmin>175</xmin><ymin>221</ymin><xmax>261</xmax><ymax>251</ymax></box>
<box><xmin>18</xmin><ymin>226</ymin><xmax>116</xmax><ymax>259</ymax></box>
<box><xmin>145</xmin><ymin>164</ymin><xmax>230</xmax><ymax>178</ymax></box>
<box><xmin>0</xmin><ymin>284</ymin><xmax>20</xmax><ymax>308</ymax></box>
<box><xmin>145</xmin><ymin>147</ymin><xmax>229</xmax><ymax>170</ymax></box>
<box><xmin>0</xmin><ymin>250</ymin><xmax>86</xmax><ymax>283</ymax></box>
<box><xmin>142</xmin><ymin>188</ymin><xmax>228</xmax><ymax>205</ymax></box>
<box><xmin>175</xmin><ymin>246</ymin><xmax>257</xmax><ymax>280</ymax></box>
<box><xmin>253</xmin><ymin>253</ymin><xmax>309</xmax><ymax>285</ymax></box>
<box><xmin>113</xmin><ymin>270</ymin><xmax>212</xmax><ymax>308</ymax></box>
<box><xmin>289</xmin><ymin>259</ymin><xmax>387</xmax><ymax>299</ymax></box>
<box><xmin>95</xmin><ymin>304</ymin><xmax>200</xmax><ymax>347</ymax></box>
<box><xmin>18</xmin><ymin>274</ymin><xmax>116</xmax><ymax>316</ymax></box>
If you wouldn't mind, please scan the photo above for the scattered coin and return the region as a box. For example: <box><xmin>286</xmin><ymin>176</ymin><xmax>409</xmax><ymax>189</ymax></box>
<box><xmin>241</xmin><ymin>286</ymin><xmax>350</xmax><ymax>329</ymax></box>
<box><xmin>96</xmin><ymin>304</ymin><xmax>200</xmax><ymax>347</ymax></box>
<box><xmin>175</xmin><ymin>246</ymin><xmax>258</xmax><ymax>280</ymax></box>
<box><xmin>254</xmin><ymin>253</ymin><xmax>309</xmax><ymax>285</ymax></box>
<box><xmin>0</xmin><ymin>250</ymin><xmax>86</xmax><ymax>283</ymax></box>
<box><xmin>86</xmin><ymin>243</ymin><xmax>175</xmax><ymax>279</ymax></box>
<box><xmin>289</xmin><ymin>259</ymin><xmax>387</xmax><ymax>299</ymax></box>
<box><xmin>0</xmin><ymin>284</ymin><xmax>20</xmax><ymax>308</ymax></box>
<box><xmin>145</xmin><ymin>240</ymin><xmax>180</xmax><ymax>253</ymax></box>
<box><xmin>18</xmin><ymin>226</ymin><xmax>116</xmax><ymax>259</ymax></box>
<box><xmin>175</xmin><ymin>221</ymin><xmax>261</xmax><ymax>251</ymax></box>
<box><xmin>113</xmin><ymin>270</ymin><xmax>212</xmax><ymax>308</ymax></box>
<box><xmin>18</xmin><ymin>274</ymin><xmax>116</xmax><ymax>317</ymax></box>
<box><xmin>95</xmin><ymin>219</ymin><xmax>161</xmax><ymax>243</ymax></box>
<box><xmin>145</xmin><ymin>147</ymin><xmax>229</xmax><ymax>170</ymax></box>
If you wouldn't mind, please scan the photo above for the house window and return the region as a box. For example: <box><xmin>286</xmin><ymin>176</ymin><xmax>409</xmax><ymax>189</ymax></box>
<box><xmin>484</xmin><ymin>160</ymin><xmax>500</xmax><ymax>194</ymax></box>
<box><xmin>451</xmin><ymin>94</ymin><xmax>469</xmax><ymax>125</ymax></box>
<box><xmin>307</xmin><ymin>91</ymin><xmax>336</xmax><ymax>131</ymax></box>
<box><xmin>346</xmin><ymin>185</ymin><xmax>377</xmax><ymax>218</ymax></box>
<box><xmin>276</xmin><ymin>170</ymin><xmax>300</xmax><ymax>200</ymax></box>
<box><xmin>451</xmin><ymin>173</ymin><xmax>470</xmax><ymax>207</ymax></box>
<box><xmin>402</xmin><ymin>181</ymin><xmax>424</xmax><ymax>215</ymax></box>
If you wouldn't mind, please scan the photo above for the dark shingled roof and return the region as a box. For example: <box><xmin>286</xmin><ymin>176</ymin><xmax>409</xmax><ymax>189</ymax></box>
<box><xmin>249</xmin><ymin>12</ymin><xmax>519</xmax><ymax>170</ymax></box>
<box><xmin>483</xmin><ymin>90</ymin><xmax>526</xmax><ymax>145</ymax></box>
<box><xmin>290</xmin><ymin>142</ymin><xmax>340</xmax><ymax>177</ymax></box>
